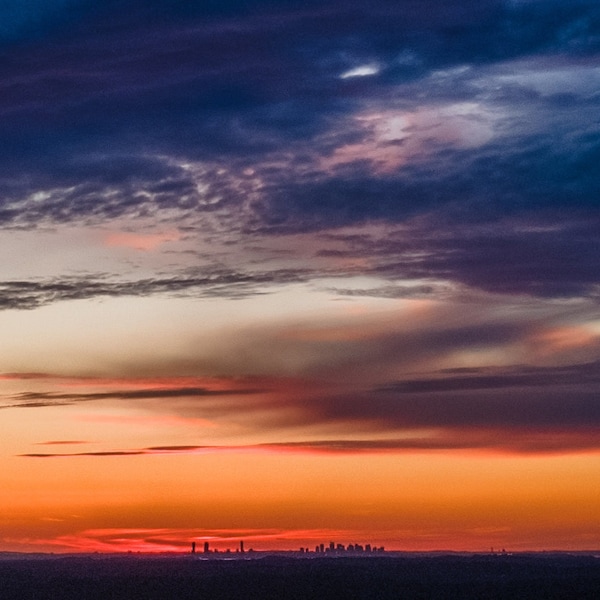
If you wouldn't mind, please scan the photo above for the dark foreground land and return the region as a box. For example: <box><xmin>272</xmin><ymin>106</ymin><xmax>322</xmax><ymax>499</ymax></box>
<box><xmin>0</xmin><ymin>553</ymin><xmax>599</xmax><ymax>600</ymax></box>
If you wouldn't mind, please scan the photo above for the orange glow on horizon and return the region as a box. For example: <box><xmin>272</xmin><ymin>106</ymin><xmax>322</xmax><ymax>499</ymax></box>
<box><xmin>1</xmin><ymin>328</ymin><xmax>599</xmax><ymax>555</ymax></box>
<box><xmin>1</xmin><ymin>448</ymin><xmax>598</xmax><ymax>554</ymax></box>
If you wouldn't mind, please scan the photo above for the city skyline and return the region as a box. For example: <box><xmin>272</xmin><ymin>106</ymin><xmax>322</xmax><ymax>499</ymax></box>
<box><xmin>0</xmin><ymin>0</ymin><xmax>599</xmax><ymax>553</ymax></box>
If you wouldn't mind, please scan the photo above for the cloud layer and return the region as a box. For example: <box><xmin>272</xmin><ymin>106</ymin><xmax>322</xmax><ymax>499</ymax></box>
<box><xmin>1</xmin><ymin>1</ymin><xmax>598</xmax><ymax>238</ymax></box>
<box><xmin>7</xmin><ymin>357</ymin><xmax>600</xmax><ymax>455</ymax></box>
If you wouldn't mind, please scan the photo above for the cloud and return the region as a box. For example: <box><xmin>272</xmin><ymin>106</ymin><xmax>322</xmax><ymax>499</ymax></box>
<box><xmin>1</xmin><ymin>209</ymin><xmax>596</xmax><ymax>309</ymax></box>
<box><xmin>377</xmin><ymin>361</ymin><xmax>600</xmax><ymax>394</ymax></box>
<box><xmin>295</xmin><ymin>362</ymin><xmax>600</xmax><ymax>433</ymax></box>
<box><xmin>319</xmin><ymin>214</ymin><xmax>600</xmax><ymax>299</ymax></box>
<box><xmin>1</xmin><ymin>385</ymin><xmax>261</xmax><ymax>410</ymax></box>
<box><xmin>19</xmin><ymin>427</ymin><xmax>600</xmax><ymax>457</ymax></box>
<box><xmin>0</xmin><ymin>268</ymin><xmax>311</xmax><ymax>310</ymax></box>
<box><xmin>21</xmin><ymin>451</ymin><xmax>146</xmax><ymax>458</ymax></box>
<box><xmin>0</xmin><ymin>0</ymin><xmax>596</xmax><ymax>238</ymax></box>
<box><xmin>36</xmin><ymin>440</ymin><xmax>89</xmax><ymax>445</ymax></box>
<box><xmin>10</xmin><ymin>356</ymin><xmax>600</xmax><ymax>455</ymax></box>
<box><xmin>0</xmin><ymin>157</ymin><xmax>245</xmax><ymax>229</ymax></box>
<box><xmin>340</xmin><ymin>64</ymin><xmax>381</xmax><ymax>79</ymax></box>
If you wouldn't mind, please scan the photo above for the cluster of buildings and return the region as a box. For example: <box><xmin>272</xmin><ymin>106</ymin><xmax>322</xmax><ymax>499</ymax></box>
<box><xmin>191</xmin><ymin>541</ymin><xmax>244</xmax><ymax>555</ymax></box>
<box><xmin>191</xmin><ymin>541</ymin><xmax>385</xmax><ymax>555</ymax></box>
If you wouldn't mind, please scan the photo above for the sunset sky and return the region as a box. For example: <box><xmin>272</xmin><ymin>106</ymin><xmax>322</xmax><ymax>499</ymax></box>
<box><xmin>0</xmin><ymin>0</ymin><xmax>599</xmax><ymax>554</ymax></box>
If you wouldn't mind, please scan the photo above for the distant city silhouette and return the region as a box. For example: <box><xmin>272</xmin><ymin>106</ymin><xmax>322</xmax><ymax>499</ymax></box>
<box><xmin>191</xmin><ymin>541</ymin><xmax>385</xmax><ymax>555</ymax></box>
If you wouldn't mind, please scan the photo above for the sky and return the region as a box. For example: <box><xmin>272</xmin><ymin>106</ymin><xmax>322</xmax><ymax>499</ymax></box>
<box><xmin>0</xmin><ymin>0</ymin><xmax>599</xmax><ymax>554</ymax></box>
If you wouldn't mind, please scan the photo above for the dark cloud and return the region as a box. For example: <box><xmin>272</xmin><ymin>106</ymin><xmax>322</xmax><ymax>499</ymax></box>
<box><xmin>0</xmin><ymin>0</ymin><xmax>597</xmax><ymax>235</ymax></box>
<box><xmin>329</xmin><ymin>283</ymin><xmax>446</xmax><ymax>299</ymax></box>
<box><xmin>148</xmin><ymin>445</ymin><xmax>207</xmax><ymax>452</ymax></box>
<box><xmin>251</xmin><ymin>119</ymin><xmax>600</xmax><ymax>234</ymax></box>
<box><xmin>309</xmin><ymin>387</ymin><xmax>600</xmax><ymax>432</ymax></box>
<box><xmin>20</xmin><ymin>451</ymin><xmax>146</xmax><ymax>458</ymax></box>
<box><xmin>0</xmin><ymin>158</ymin><xmax>245</xmax><ymax>228</ymax></box>
<box><xmin>1</xmin><ymin>385</ymin><xmax>261</xmax><ymax>410</ymax></box>
<box><xmin>257</xmin><ymin>432</ymin><xmax>600</xmax><ymax>454</ymax></box>
<box><xmin>321</xmin><ymin>213</ymin><xmax>600</xmax><ymax>299</ymax></box>
<box><xmin>377</xmin><ymin>361</ymin><xmax>600</xmax><ymax>394</ymax></box>
<box><xmin>0</xmin><ymin>268</ymin><xmax>310</xmax><ymax>310</ymax></box>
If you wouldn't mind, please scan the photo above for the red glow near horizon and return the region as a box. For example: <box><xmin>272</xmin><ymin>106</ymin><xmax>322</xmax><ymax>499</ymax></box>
<box><xmin>14</xmin><ymin>525</ymin><xmax>598</xmax><ymax>555</ymax></box>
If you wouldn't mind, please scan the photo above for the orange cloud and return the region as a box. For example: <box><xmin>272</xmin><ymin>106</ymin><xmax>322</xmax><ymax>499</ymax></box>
<box><xmin>527</xmin><ymin>325</ymin><xmax>599</xmax><ymax>358</ymax></box>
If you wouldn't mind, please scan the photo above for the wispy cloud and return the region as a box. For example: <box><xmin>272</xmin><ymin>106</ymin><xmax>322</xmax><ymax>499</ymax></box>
<box><xmin>1</xmin><ymin>385</ymin><xmax>262</xmax><ymax>410</ymax></box>
<box><xmin>19</xmin><ymin>427</ymin><xmax>600</xmax><ymax>458</ymax></box>
<box><xmin>0</xmin><ymin>268</ymin><xmax>311</xmax><ymax>310</ymax></box>
<box><xmin>36</xmin><ymin>440</ymin><xmax>90</xmax><ymax>445</ymax></box>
